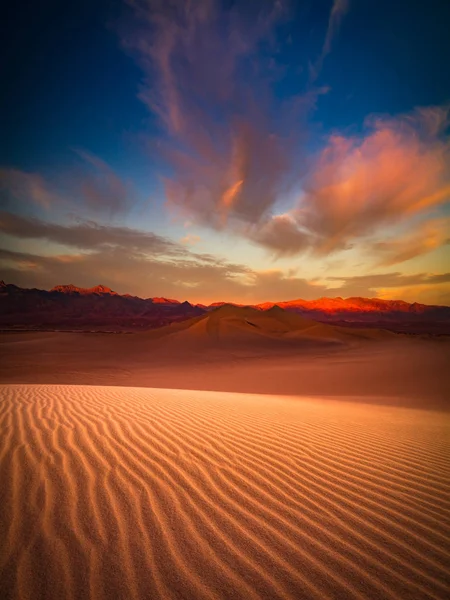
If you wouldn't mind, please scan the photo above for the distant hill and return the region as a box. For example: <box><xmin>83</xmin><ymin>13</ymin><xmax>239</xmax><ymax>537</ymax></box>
<box><xmin>117</xmin><ymin>304</ymin><xmax>396</xmax><ymax>362</ymax></box>
<box><xmin>0</xmin><ymin>281</ymin><xmax>204</xmax><ymax>331</ymax></box>
<box><xmin>253</xmin><ymin>297</ymin><xmax>450</xmax><ymax>334</ymax></box>
<box><xmin>1</xmin><ymin>281</ymin><xmax>449</xmax><ymax>334</ymax></box>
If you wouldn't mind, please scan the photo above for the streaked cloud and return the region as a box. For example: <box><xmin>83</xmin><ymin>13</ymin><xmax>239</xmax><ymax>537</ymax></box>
<box><xmin>371</xmin><ymin>217</ymin><xmax>450</xmax><ymax>267</ymax></box>
<box><xmin>74</xmin><ymin>150</ymin><xmax>136</xmax><ymax>216</ymax></box>
<box><xmin>125</xmin><ymin>0</ymin><xmax>314</xmax><ymax>231</ymax></box>
<box><xmin>0</xmin><ymin>245</ymin><xmax>327</xmax><ymax>305</ymax></box>
<box><xmin>1</xmin><ymin>211</ymin><xmax>449</xmax><ymax>305</ymax></box>
<box><xmin>327</xmin><ymin>271</ymin><xmax>450</xmax><ymax>291</ymax></box>
<box><xmin>0</xmin><ymin>168</ymin><xmax>58</xmax><ymax>210</ymax></box>
<box><xmin>310</xmin><ymin>0</ymin><xmax>350</xmax><ymax>81</ymax></box>
<box><xmin>328</xmin><ymin>271</ymin><xmax>450</xmax><ymax>306</ymax></box>
<box><xmin>0</xmin><ymin>210</ymin><xmax>180</xmax><ymax>255</ymax></box>
<box><xmin>252</xmin><ymin>213</ymin><xmax>309</xmax><ymax>256</ymax></box>
<box><xmin>1</xmin><ymin>151</ymin><xmax>136</xmax><ymax>218</ymax></box>
<box><xmin>124</xmin><ymin>0</ymin><xmax>449</xmax><ymax>267</ymax></box>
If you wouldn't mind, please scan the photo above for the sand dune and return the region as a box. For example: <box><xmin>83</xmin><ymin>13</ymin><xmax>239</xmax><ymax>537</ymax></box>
<box><xmin>1</xmin><ymin>328</ymin><xmax>449</xmax><ymax>409</ymax></box>
<box><xmin>1</xmin><ymin>384</ymin><xmax>449</xmax><ymax>599</ymax></box>
<box><xmin>166</xmin><ymin>305</ymin><xmax>396</xmax><ymax>347</ymax></box>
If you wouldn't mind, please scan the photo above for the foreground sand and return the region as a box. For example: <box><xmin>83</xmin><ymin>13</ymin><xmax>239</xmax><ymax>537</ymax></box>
<box><xmin>1</xmin><ymin>385</ymin><xmax>449</xmax><ymax>599</ymax></box>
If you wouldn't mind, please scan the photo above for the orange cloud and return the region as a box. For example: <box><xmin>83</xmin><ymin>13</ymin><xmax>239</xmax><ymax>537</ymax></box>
<box><xmin>377</xmin><ymin>283</ymin><xmax>450</xmax><ymax>307</ymax></box>
<box><xmin>221</xmin><ymin>179</ymin><xmax>243</xmax><ymax>208</ymax></box>
<box><xmin>304</xmin><ymin>107</ymin><xmax>449</xmax><ymax>249</ymax></box>
<box><xmin>372</xmin><ymin>217</ymin><xmax>450</xmax><ymax>267</ymax></box>
<box><xmin>127</xmin><ymin>0</ymin><xmax>309</xmax><ymax>232</ymax></box>
<box><xmin>124</xmin><ymin>2</ymin><xmax>449</xmax><ymax>266</ymax></box>
<box><xmin>256</xmin><ymin>106</ymin><xmax>450</xmax><ymax>259</ymax></box>
<box><xmin>181</xmin><ymin>234</ymin><xmax>201</xmax><ymax>246</ymax></box>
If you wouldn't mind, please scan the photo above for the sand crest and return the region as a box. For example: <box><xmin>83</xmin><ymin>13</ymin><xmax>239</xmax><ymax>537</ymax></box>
<box><xmin>1</xmin><ymin>384</ymin><xmax>449</xmax><ymax>599</ymax></box>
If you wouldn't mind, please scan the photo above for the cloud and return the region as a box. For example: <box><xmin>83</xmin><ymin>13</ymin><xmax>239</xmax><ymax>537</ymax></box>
<box><xmin>1</xmin><ymin>211</ymin><xmax>449</xmax><ymax>305</ymax></box>
<box><xmin>0</xmin><ymin>152</ymin><xmax>136</xmax><ymax>218</ymax></box>
<box><xmin>326</xmin><ymin>271</ymin><xmax>450</xmax><ymax>301</ymax></box>
<box><xmin>0</xmin><ymin>244</ymin><xmax>328</xmax><ymax>305</ymax></box>
<box><xmin>323</xmin><ymin>0</ymin><xmax>349</xmax><ymax>56</ymax></box>
<box><xmin>251</xmin><ymin>213</ymin><xmax>309</xmax><ymax>256</ymax></box>
<box><xmin>124</xmin><ymin>0</ymin><xmax>317</xmax><ymax>230</ymax></box>
<box><xmin>2</xmin><ymin>242</ymin><xmax>449</xmax><ymax>305</ymax></box>
<box><xmin>371</xmin><ymin>217</ymin><xmax>450</xmax><ymax>267</ymax></box>
<box><xmin>0</xmin><ymin>210</ymin><xmax>181</xmax><ymax>255</ymax></box>
<box><xmin>0</xmin><ymin>211</ymin><xmax>328</xmax><ymax>303</ymax></box>
<box><xmin>124</xmin><ymin>3</ymin><xmax>449</xmax><ymax>265</ymax></box>
<box><xmin>126</xmin><ymin>0</ymin><xmax>287</xmax><ymax>134</ymax></box>
<box><xmin>73</xmin><ymin>150</ymin><xmax>136</xmax><ymax>216</ymax></box>
<box><xmin>259</xmin><ymin>105</ymin><xmax>450</xmax><ymax>258</ymax></box>
<box><xmin>310</xmin><ymin>0</ymin><xmax>350</xmax><ymax>81</ymax></box>
<box><xmin>0</xmin><ymin>245</ymin><xmax>250</xmax><ymax>299</ymax></box>
<box><xmin>181</xmin><ymin>234</ymin><xmax>201</xmax><ymax>246</ymax></box>
<box><xmin>0</xmin><ymin>168</ymin><xmax>58</xmax><ymax>210</ymax></box>
<box><xmin>377</xmin><ymin>284</ymin><xmax>450</xmax><ymax>307</ymax></box>
<box><xmin>245</xmin><ymin>269</ymin><xmax>328</xmax><ymax>302</ymax></box>
<box><xmin>328</xmin><ymin>271</ymin><xmax>450</xmax><ymax>288</ymax></box>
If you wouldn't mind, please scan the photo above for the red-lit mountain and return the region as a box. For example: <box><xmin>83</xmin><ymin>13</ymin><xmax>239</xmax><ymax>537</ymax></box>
<box><xmin>50</xmin><ymin>284</ymin><xmax>119</xmax><ymax>296</ymax></box>
<box><xmin>0</xmin><ymin>281</ymin><xmax>203</xmax><ymax>331</ymax></box>
<box><xmin>253</xmin><ymin>297</ymin><xmax>450</xmax><ymax>334</ymax></box>
<box><xmin>0</xmin><ymin>281</ymin><xmax>449</xmax><ymax>333</ymax></box>
<box><xmin>255</xmin><ymin>296</ymin><xmax>431</xmax><ymax>314</ymax></box>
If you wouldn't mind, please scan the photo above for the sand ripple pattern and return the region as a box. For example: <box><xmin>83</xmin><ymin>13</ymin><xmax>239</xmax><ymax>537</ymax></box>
<box><xmin>1</xmin><ymin>385</ymin><xmax>449</xmax><ymax>600</ymax></box>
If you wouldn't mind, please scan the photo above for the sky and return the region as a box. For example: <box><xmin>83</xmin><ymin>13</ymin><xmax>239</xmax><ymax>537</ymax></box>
<box><xmin>1</xmin><ymin>0</ymin><xmax>450</xmax><ymax>305</ymax></box>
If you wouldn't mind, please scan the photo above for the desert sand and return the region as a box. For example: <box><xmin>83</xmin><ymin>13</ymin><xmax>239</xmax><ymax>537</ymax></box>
<box><xmin>1</xmin><ymin>305</ymin><xmax>449</xmax><ymax>408</ymax></box>
<box><xmin>1</xmin><ymin>384</ymin><xmax>449</xmax><ymax>600</ymax></box>
<box><xmin>1</xmin><ymin>308</ymin><xmax>450</xmax><ymax>598</ymax></box>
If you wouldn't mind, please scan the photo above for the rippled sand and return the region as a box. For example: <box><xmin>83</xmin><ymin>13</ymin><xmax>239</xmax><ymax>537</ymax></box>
<box><xmin>1</xmin><ymin>384</ymin><xmax>449</xmax><ymax>599</ymax></box>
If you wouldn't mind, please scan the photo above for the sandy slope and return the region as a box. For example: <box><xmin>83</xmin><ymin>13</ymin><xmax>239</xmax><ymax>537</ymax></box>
<box><xmin>1</xmin><ymin>330</ymin><xmax>449</xmax><ymax>409</ymax></box>
<box><xmin>1</xmin><ymin>385</ymin><xmax>449</xmax><ymax>600</ymax></box>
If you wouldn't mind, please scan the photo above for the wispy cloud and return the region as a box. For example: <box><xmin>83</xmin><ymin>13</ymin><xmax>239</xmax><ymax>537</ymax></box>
<box><xmin>1</xmin><ymin>151</ymin><xmax>136</xmax><ymax>218</ymax></box>
<box><xmin>323</xmin><ymin>0</ymin><xmax>350</xmax><ymax>56</ymax></box>
<box><xmin>0</xmin><ymin>212</ymin><xmax>330</xmax><ymax>302</ymax></box>
<box><xmin>1</xmin><ymin>211</ymin><xmax>449</xmax><ymax>305</ymax></box>
<box><xmin>327</xmin><ymin>271</ymin><xmax>450</xmax><ymax>290</ymax></box>
<box><xmin>326</xmin><ymin>271</ymin><xmax>450</xmax><ymax>305</ymax></box>
<box><xmin>73</xmin><ymin>149</ymin><xmax>136</xmax><ymax>217</ymax></box>
<box><xmin>310</xmin><ymin>0</ymin><xmax>350</xmax><ymax>81</ymax></box>
<box><xmin>0</xmin><ymin>210</ymin><xmax>184</xmax><ymax>255</ymax></box>
<box><xmin>371</xmin><ymin>217</ymin><xmax>450</xmax><ymax>267</ymax></box>
<box><xmin>124</xmin><ymin>0</ymin><xmax>315</xmax><ymax>229</ymax></box>
<box><xmin>124</xmin><ymin>3</ymin><xmax>449</xmax><ymax>267</ymax></box>
<box><xmin>0</xmin><ymin>168</ymin><xmax>58</xmax><ymax>210</ymax></box>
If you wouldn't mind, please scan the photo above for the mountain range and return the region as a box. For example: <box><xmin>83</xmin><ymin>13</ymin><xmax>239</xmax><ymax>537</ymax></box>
<box><xmin>1</xmin><ymin>281</ymin><xmax>449</xmax><ymax>334</ymax></box>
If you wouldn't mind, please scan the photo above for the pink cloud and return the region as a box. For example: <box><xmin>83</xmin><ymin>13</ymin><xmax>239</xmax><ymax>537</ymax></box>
<box><xmin>297</xmin><ymin>106</ymin><xmax>450</xmax><ymax>253</ymax></box>
<box><xmin>124</xmin><ymin>3</ymin><xmax>449</xmax><ymax>266</ymax></box>
<box><xmin>255</xmin><ymin>106</ymin><xmax>450</xmax><ymax>259</ymax></box>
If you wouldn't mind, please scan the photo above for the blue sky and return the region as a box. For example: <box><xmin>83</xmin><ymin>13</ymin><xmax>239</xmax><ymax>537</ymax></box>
<box><xmin>1</xmin><ymin>0</ymin><xmax>449</xmax><ymax>304</ymax></box>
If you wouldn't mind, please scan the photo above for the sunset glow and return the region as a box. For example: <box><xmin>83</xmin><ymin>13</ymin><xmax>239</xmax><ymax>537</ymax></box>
<box><xmin>2</xmin><ymin>5</ymin><xmax>450</xmax><ymax>599</ymax></box>
<box><xmin>1</xmin><ymin>0</ymin><xmax>448</xmax><ymax>305</ymax></box>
